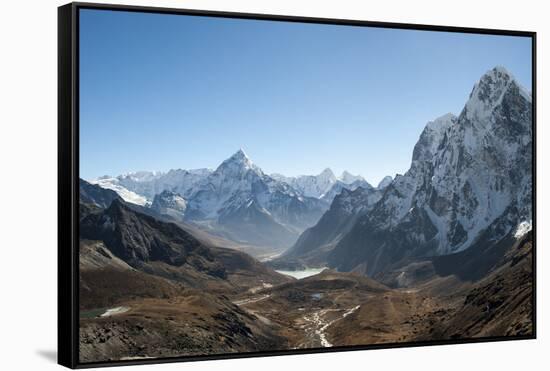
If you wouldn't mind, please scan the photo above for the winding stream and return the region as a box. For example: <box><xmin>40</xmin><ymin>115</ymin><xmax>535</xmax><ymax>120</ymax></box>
<box><xmin>302</xmin><ymin>305</ymin><xmax>361</xmax><ymax>347</ymax></box>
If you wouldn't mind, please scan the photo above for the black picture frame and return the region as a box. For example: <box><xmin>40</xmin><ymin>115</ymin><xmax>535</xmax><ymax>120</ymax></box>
<box><xmin>58</xmin><ymin>2</ymin><xmax>537</xmax><ymax>369</ymax></box>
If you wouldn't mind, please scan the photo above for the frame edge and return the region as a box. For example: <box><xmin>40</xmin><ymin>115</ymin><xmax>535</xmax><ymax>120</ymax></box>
<box><xmin>58</xmin><ymin>2</ymin><xmax>78</xmax><ymax>369</ymax></box>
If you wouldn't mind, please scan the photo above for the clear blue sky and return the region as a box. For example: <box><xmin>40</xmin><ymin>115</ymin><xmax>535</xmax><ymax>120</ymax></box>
<box><xmin>79</xmin><ymin>9</ymin><xmax>532</xmax><ymax>184</ymax></box>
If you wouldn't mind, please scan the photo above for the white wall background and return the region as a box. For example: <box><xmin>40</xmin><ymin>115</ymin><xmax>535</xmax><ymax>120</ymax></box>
<box><xmin>0</xmin><ymin>0</ymin><xmax>546</xmax><ymax>369</ymax></box>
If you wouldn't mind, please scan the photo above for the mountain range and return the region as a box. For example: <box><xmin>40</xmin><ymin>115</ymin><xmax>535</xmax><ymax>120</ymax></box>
<box><xmin>94</xmin><ymin>154</ymin><xmax>373</xmax><ymax>205</ymax></box>
<box><xmin>90</xmin><ymin>150</ymin><xmax>380</xmax><ymax>253</ymax></box>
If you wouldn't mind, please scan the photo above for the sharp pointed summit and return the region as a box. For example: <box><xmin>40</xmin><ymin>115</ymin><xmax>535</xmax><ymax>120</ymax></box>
<box><xmin>216</xmin><ymin>149</ymin><xmax>257</xmax><ymax>174</ymax></box>
<box><xmin>464</xmin><ymin>66</ymin><xmax>531</xmax><ymax>123</ymax></box>
<box><xmin>228</xmin><ymin>148</ymin><xmax>251</xmax><ymax>163</ymax></box>
<box><xmin>233</xmin><ymin>148</ymin><xmax>249</xmax><ymax>159</ymax></box>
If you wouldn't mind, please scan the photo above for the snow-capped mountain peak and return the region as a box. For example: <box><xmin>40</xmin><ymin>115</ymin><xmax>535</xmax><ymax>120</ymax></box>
<box><xmin>319</xmin><ymin>168</ymin><xmax>337</xmax><ymax>183</ymax></box>
<box><xmin>215</xmin><ymin>149</ymin><xmax>260</xmax><ymax>175</ymax></box>
<box><xmin>376</xmin><ymin>175</ymin><xmax>393</xmax><ymax>190</ymax></box>
<box><xmin>320</xmin><ymin>168</ymin><xmax>335</xmax><ymax>177</ymax></box>
<box><xmin>339</xmin><ymin>171</ymin><xmax>365</xmax><ymax>184</ymax></box>
<box><xmin>464</xmin><ymin>66</ymin><xmax>531</xmax><ymax>123</ymax></box>
<box><xmin>285</xmin><ymin>169</ymin><xmax>337</xmax><ymax>198</ymax></box>
<box><xmin>231</xmin><ymin>148</ymin><xmax>251</xmax><ymax>163</ymax></box>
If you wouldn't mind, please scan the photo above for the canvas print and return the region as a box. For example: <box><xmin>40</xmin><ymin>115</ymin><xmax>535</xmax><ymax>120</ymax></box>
<box><xmin>77</xmin><ymin>8</ymin><xmax>534</xmax><ymax>363</ymax></box>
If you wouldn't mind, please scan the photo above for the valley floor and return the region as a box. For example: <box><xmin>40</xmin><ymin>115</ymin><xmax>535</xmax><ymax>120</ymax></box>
<box><xmin>78</xmin><ymin>233</ymin><xmax>533</xmax><ymax>363</ymax></box>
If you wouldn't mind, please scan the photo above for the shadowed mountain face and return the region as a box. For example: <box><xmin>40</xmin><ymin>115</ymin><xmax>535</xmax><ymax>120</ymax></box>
<box><xmin>320</xmin><ymin>178</ymin><xmax>373</xmax><ymax>204</ymax></box>
<box><xmin>80</xmin><ymin>197</ymin><xmax>291</xmax><ymax>288</ymax></box>
<box><xmin>435</xmin><ymin>232</ymin><xmax>533</xmax><ymax>338</ymax></box>
<box><xmin>81</xmin><ymin>198</ymin><xmax>211</xmax><ymax>268</ymax></box>
<box><xmin>272</xmin><ymin>186</ymin><xmax>384</xmax><ymax>269</ymax></box>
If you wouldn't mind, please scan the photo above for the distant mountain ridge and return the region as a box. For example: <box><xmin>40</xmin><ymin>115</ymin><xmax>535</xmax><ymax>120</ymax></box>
<box><xmin>96</xmin><ymin>157</ymin><xmax>375</xmax><ymax>206</ymax></box>
<box><xmin>271</xmin><ymin>168</ymin><xmax>371</xmax><ymax>200</ymax></box>
<box><xmin>89</xmin><ymin>150</ymin><xmax>380</xmax><ymax>251</ymax></box>
<box><xmin>94</xmin><ymin>168</ymin><xmax>212</xmax><ymax>206</ymax></box>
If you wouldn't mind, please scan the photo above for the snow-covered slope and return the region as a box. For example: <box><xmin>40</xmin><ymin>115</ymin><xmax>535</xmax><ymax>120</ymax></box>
<box><xmin>150</xmin><ymin>190</ymin><xmax>187</xmax><ymax>221</ymax></box>
<box><xmin>90</xmin><ymin>177</ymin><xmax>149</xmax><ymax>206</ymax></box>
<box><xmin>376</xmin><ymin>176</ymin><xmax>393</xmax><ymax>190</ymax></box>
<box><xmin>274</xmin><ymin>168</ymin><xmax>337</xmax><ymax>198</ymax></box>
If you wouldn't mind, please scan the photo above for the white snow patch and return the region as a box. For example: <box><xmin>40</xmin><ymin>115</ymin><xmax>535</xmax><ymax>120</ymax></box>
<box><xmin>514</xmin><ymin>221</ymin><xmax>532</xmax><ymax>239</ymax></box>
<box><xmin>100</xmin><ymin>306</ymin><xmax>130</xmax><ymax>317</ymax></box>
<box><xmin>91</xmin><ymin>178</ymin><xmax>149</xmax><ymax>206</ymax></box>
